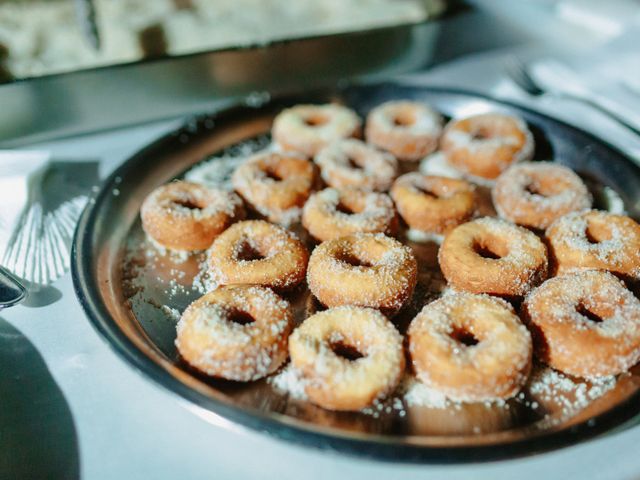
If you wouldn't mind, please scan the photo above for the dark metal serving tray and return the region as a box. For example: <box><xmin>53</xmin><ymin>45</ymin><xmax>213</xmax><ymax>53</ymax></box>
<box><xmin>72</xmin><ymin>83</ymin><xmax>640</xmax><ymax>463</ymax></box>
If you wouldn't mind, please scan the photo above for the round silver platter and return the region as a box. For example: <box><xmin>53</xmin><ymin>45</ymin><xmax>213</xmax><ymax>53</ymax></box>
<box><xmin>72</xmin><ymin>84</ymin><xmax>640</xmax><ymax>463</ymax></box>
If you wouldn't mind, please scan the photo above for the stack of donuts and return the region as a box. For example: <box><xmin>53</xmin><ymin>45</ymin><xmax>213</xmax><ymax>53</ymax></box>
<box><xmin>140</xmin><ymin>100</ymin><xmax>640</xmax><ymax>412</ymax></box>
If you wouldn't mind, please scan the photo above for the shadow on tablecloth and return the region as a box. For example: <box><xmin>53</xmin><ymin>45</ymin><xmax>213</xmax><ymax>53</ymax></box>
<box><xmin>0</xmin><ymin>317</ymin><xmax>79</xmax><ymax>479</ymax></box>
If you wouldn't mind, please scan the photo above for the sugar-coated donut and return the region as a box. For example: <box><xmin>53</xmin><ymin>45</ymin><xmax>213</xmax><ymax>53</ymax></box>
<box><xmin>441</xmin><ymin>113</ymin><xmax>534</xmax><ymax>179</ymax></box>
<box><xmin>272</xmin><ymin>104</ymin><xmax>361</xmax><ymax>157</ymax></box>
<box><xmin>493</xmin><ymin>162</ymin><xmax>592</xmax><ymax>230</ymax></box>
<box><xmin>289</xmin><ymin>306</ymin><xmax>405</xmax><ymax>410</ymax></box>
<box><xmin>523</xmin><ymin>270</ymin><xmax>640</xmax><ymax>377</ymax></box>
<box><xmin>390</xmin><ymin>173</ymin><xmax>476</xmax><ymax>234</ymax></box>
<box><xmin>208</xmin><ymin>220</ymin><xmax>309</xmax><ymax>290</ymax></box>
<box><xmin>438</xmin><ymin>217</ymin><xmax>548</xmax><ymax>298</ymax></box>
<box><xmin>141</xmin><ymin>180</ymin><xmax>244</xmax><ymax>251</ymax></box>
<box><xmin>307</xmin><ymin>233</ymin><xmax>417</xmax><ymax>316</ymax></box>
<box><xmin>232</xmin><ymin>152</ymin><xmax>315</xmax><ymax>226</ymax></box>
<box><xmin>365</xmin><ymin>100</ymin><xmax>443</xmax><ymax>161</ymax></box>
<box><xmin>546</xmin><ymin>210</ymin><xmax>640</xmax><ymax>281</ymax></box>
<box><xmin>176</xmin><ymin>285</ymin><xmax>293</xmax><ymax>381</ymax></box>
<box><xmin>302</xmin><ymin>187</ymin><xmax>398</xmax><ymax>242</ymax></box>
<box><xmin>314</xmin><ymin>138</ymin><xmax>398</xmax><ymax>192</ymax></box>
<box><xmin>408</xmin><ymin>293</ymin><xmax>532</xmax><ymax>401</ymax></box>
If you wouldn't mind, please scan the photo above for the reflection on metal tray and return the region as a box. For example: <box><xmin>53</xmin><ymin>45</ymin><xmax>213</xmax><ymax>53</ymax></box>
<box><xmin>73</xmin><ymin>84</ymin><xmax>640</xmax><ymax>463</ymax></box>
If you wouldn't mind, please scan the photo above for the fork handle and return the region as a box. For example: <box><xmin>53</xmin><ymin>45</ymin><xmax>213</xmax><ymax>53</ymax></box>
<box><xmin>0</xmin><ymin>266</ymin><xmax>26</xmax><ymax>309</ymax></box>
<box><xmin>570</xmin><ymin>95</ymin><xmax>640</xmax><ymax>138</ymax></box>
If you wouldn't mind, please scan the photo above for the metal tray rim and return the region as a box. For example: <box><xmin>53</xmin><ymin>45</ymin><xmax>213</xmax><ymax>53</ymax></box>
<box><xmin>71</xmin><ymin>83</ymin><xmax>640</xmax><ymax>464</ymax></box>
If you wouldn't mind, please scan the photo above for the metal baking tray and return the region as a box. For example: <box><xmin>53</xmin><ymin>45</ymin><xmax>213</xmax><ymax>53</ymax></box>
<box><xmin>72</xmin><ymin>83</ymin><xmax>640</xmax><ymax>463</ymax></box>
<box><xmin>0</xmin><ymin>19</ymin><xmax>442</xmax><ymax>147</ymax></box>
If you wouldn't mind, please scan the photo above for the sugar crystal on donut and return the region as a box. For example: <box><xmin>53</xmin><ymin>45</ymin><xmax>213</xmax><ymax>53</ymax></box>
<box><xmin>307</xmin><ymin>233</ymin><xmax>418</xmax><ymax>316</ymax></box>
<box><xmin>546</xmin><ymin>210</ymin><xmax>640</xmax><ymax>280</ymax></box>
<box><xmin>523</xmin><ymin>270</ymin><xmax>640</xmax><ymax>377</ymax></box>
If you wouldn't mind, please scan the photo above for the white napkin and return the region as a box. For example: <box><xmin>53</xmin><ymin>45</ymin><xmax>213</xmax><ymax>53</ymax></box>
<box><xmin>0</xmin><ymin>150</ymin><xmax>91</xmax><ymax>287</ymax></box>
<box><xmin>0</xmin><ymin>150</ymin><xmax>50</xmax><ymax>257</ymax></box>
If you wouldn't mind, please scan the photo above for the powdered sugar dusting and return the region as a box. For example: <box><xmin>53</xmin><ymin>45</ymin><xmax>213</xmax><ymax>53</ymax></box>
<box><xmin>268</xmin><ymin>364</ymin><xmax>309</xmax><ymax>400</ymax></box>
<box><xmin>119</xmin><ymin>104</ymin><xmax>638</xmax><ymax>439</ymax></box>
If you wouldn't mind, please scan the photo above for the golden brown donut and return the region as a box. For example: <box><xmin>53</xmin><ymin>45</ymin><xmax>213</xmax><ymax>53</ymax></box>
<box><xmin>438</xmin><ymin>217</ymin><xmax>548</xmax><ymax>297</ymax></box>
<box><xmin>441</xmin><ymin>113</ymin><xmax>534</xmax><ymax>179</ymax></box>
<box><xmin>390</xmin><ymin>173</ymin><xmax>476</xmax><ymax>235</ymax></box>
<box><xmin>545</xmin><ymin>210</ymin><xmax>640</xmax><ymax>280</ymax></box>
<box><xmin>314</xmin><ymin>138</ymin><xmax>398</xmax><ymax>192</ymax></box>
<box><xmin>307</xmin><ymin>233</ymin><xmax>417</xmax><ymax>316</ymax></box>
<box><xmin>523</xmin><ymin>270</ymin><xmax>640</xmax><ymax>377</ymax></box>
<box><xmin>289</xmin><ymin>306</ymin><xmax>405</xmax><ymax>410</ymax></box>
<box><xmin>408</xmin><ymin>293</ymin><xmax>532</xmax><ymax>401</ymax></box>
<box><xmin>208</xmin><ymin>220</ymin><xmax>309</xmax><ymax>290</ymax></box>
<box><xmin>365</xmin><ymin>100</ymin><xmax>443</xmax><ymax>161</ymax></box>
<box><xmin>301</xmin><ymin>187</ymin><xmax>398</xmax><ymax>242</ymax></box>
<box><xmin>141</xmin><ymin>180</ymin><xmax>244</xmax><ymax>251</ymax></box>
<box><xmin>272</xmin><ymin>104</ymin><xmax>361</xmax><ymax>157</ymax></box>
<box><xmin>176</xmin><ymin>285</ymin><xmax>293</xmax><ymax>381</ymax></box>
<box><xmin>232</xmin><ymin>152</ymin><xmax>315</xmax><ymax>226</ymax></box>
<box><xmin>493</xmin><ymin>162</ymin><xmax>592</xmax><ymax>230</ymax></box>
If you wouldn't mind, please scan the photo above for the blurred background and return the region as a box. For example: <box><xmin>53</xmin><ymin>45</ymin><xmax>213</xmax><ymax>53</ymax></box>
<box><xmin>3</xmin><ymin>0</ymin><xmax>637</xmax><ymax>146</ymax></box>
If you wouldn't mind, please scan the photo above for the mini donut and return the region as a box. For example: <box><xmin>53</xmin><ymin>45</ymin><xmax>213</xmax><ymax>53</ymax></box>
<box><xmin>408</xmin><ymin>293</ymin><xmax>532</xmax><ymax>401</ymax></box>
<box><xmin>365</xmin><ymin>100</ymin><xmax>443</xmax><ymax>161</ymax></box>
<box><xmin>232</xmin><ymin>152</ymin><xmax>315</xmax><ymax>225</ymax></box>
<box><xmin>314</xmin><ymin>138</ymin><xmax>398</xmax><ymax>192</ymax></box>
<box><xmin>208</xmin><ymin>220</ymin><xmax>309</xmax><ymax>290</ymax></box>
<box><xmin>141</xmin><ymin>180</ymin><xmax>244</xmax><ymax>251</ymax></box>
<box><xmin>289</xmin><ymin>306</ymin><xmax>405</xmax><ymax>410</ymax></box>
<box><xmin>438</xmin><ymin>217</ymin><xmax>548</xmax><ymax>298</ymax></box>
<box><xmin>441</xmin><ymin>112</ymin><xmax>534</xmax><ymax>179</ymax></box>
<box><xmin>301</xmin><ymin>187</ymin><xmax>398</xmax><ymax>242</ymax></box>
<box><xmin>523</xmin><ymin>270</ymin><xmax>640</xmax><ymax>377</ymax></box>
<box><xmin>272</xmin><ymin>104</ymin><xmax>361</xmax><ymax>157</ymax></box>
<box><xmin>390</xmin><ymin>173</ymin><xmax>476</xmax><ymax>235</ymax></box>
<box><xmin>545</xmin><ymin>210</ymin><xmax>640</xmax><ymax>280</ymax></box>
<box><xmin>493</xmin><ymin>162</ymin><xmax>592</xmax><ymax>230</ymax></box>
<box><xmin>307</xmin><ymin>233</ymin><xmax>417</xmax><ymax>316</ymax></box>
<box><xmin>176</xmin><ymin>285</ymin><xmax>293</xmax><ymax>381</ymax></box>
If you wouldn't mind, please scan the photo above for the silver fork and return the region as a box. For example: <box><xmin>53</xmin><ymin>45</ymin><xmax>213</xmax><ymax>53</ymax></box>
<box><xmin>505</xmin><ymin>57</ymin><xmax>640</xmax><ymax>138</ymax></box>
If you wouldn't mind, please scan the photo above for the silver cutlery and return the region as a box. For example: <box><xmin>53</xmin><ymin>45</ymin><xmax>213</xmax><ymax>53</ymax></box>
<box><xmin>0</xmin><ymin>266</ymin><xmax>26</xmax><ymax>309</ymax></box>
<box><xmin>505</xmin><ymin>57</ymin><xmax>640</xmax><ymax>137</ymax></box>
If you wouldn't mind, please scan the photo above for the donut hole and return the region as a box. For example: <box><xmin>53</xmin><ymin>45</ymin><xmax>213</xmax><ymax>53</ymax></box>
<box><xmin>413</xmin><ymin>185</ymin><xmax>439</xmax><ymax>199</ymax></box>
<box><xmin>226</xmin><ymin>307</ymin><xmax>256</xmax><ymax>326</ymax></box>
<box><xmin>472</xmin><ymin>239</ymin><xmax>507</xmax><ymax>260</ymax></box>
<box><xmin>344</xmin><ymin>154</ymin><xmax>364</xmax><ymax>170</ymax></box>
<box><xmin>336</xmin><ymin>250</ymin><xmax>374</xmax><ymax>268</ymax></box>
<box><xmin>524</xmin><ymin>177</ymin><xmax>565</xmax><ymax>197</ymax></box>
<box><xmin>335</xmin><ymin>198</ymin><xmax>364</xmax><ymax>215</ymax></box>
<box><xmin>336</xmin><ymin>202</ymin><xmax>357</xmax><ymax>214</ymax></box>
<box><xmin>392</xmin><ymin>110</ymin><xmax>416</xmax><ymax>127</ymax></box>
<box><xmin>173</xmin><ymin>198</ymin><xmax>204</xmax><ymax>210</ymax></box>
<box><xmin>575</xmin><ymin>303</ymin><xmax>605</xmax><ymax>324</ymax></box>
<box><xmin>450</xmin><ymin>326</ymin><xmax>479</xmax><ymax>347</ymax></box>
<box><xmin>235</xmin><ymin>241</ymin><xmax>268</xmax><ymax>261</ymax></box>
<box><xmin>585</xmin><ymin>221</ymin><xmax>613</xmax><ymax>244</ymax></box>
<box><xmin>263</xmin><ymin>165</ymin><xmax>286</xmax><ymax>182</ymax></box>
<box><xmin>303</xmin><ymin>113</ymin><xmax>329</xmax><ymax>127</ymax></box>
<box><xmin>329</xmin><ymin>339</ymin><xmax>364</xmax><ymax>361</ymax></box>
<box><xmin>471</xmin><ymin>126</ymin><xmax>494</xmax><ymax>141</ymax></box>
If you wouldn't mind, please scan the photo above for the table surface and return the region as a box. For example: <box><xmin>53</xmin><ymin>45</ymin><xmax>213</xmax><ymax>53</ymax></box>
<box><xmin>3</xmin><ymin>5</ymin><xmax>640</xmax><ymax>479</ymax></box>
